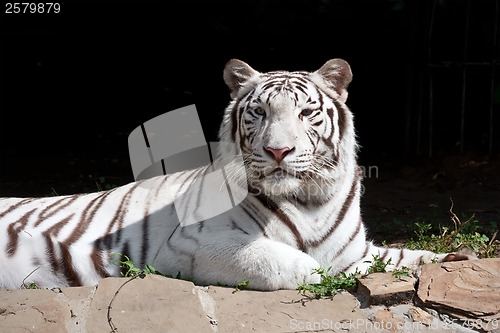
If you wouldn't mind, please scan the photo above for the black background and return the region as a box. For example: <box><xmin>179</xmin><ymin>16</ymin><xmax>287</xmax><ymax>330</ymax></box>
<box><xmin>1</xmin><ymin>0</ymin><xmax>499</xmax><ymax>197</ymax></box>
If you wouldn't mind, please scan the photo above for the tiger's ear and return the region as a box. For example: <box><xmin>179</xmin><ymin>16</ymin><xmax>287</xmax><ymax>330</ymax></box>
<box><xmin>223</xmin><ymin>59</ymin><xmax>260</xmax><ymax>99</ymax></box>
<box><xmin>313</xmin><ymin>59</ymin><xmax>352</xmax><ymax>103</ymax></box>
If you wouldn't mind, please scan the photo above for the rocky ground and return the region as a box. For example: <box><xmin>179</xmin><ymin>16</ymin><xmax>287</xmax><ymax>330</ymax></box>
<box><xmin>1</xmin><ymin>258</ymin><xmax>499</xmax><ymax>333</ymax></box>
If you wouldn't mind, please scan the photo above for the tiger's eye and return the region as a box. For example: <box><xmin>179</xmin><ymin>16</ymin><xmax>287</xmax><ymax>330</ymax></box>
<box><xmin>255</xmin><ymin>107</ymin><xmax>266</xmax><ymax>116</ymax></box>
<box><xmin>301</xmin><ymin>109</ymin><xmax>313</xmax><ymax>116</ymax></box>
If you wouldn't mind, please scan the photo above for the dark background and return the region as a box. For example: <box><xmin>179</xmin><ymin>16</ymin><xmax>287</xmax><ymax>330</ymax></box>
<box><xmin>0</xmin><ymin>0</ymin><xmax>499</xmax><ymax>242</ymax></box>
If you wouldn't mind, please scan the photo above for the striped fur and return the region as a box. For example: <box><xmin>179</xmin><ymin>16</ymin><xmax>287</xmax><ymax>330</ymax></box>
<box><xmin>0</xmin><ymin>59</ymin><xmax>467</xmax><ymax>290</ymax></box>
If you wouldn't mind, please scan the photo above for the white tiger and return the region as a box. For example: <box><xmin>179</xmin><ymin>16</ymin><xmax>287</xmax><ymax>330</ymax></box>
<box><xmin>0</xmin><ymin>59</ymin><xmax>470</xmax><ymax>290</ymax></box>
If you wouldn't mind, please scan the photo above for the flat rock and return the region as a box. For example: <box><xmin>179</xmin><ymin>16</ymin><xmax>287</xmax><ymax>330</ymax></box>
<box><xmin>416</xmin><ymin>258</ymin><xmax>500</xmax><ymax>332</ymax></box>
<box><xmin>356</xmin><ymin>272</ymin><xmax>417</xmax><ymax>306</ymax></box>
<box><xmin>0</xmin><ymin>288</ymin><xmax>74</xmax><ymax>333</ymax></box>
<box><xmin>373</xmin><ymin>308</ymin><xmax>404</xmax><ymax>333</ymax></box>
<box><xmin>86</xmin><ymin>275</ymin><xmax>212</xmax><ymax>333</ymax></box>
<box><xmin>206</xmin><ymin>286</ymin><xmax>369</xmax><ymax>332</ymax></box>
<box><xmin>407</xmin><ymin>306</ymin><xmax>434</xmax><ymax>326</ymax></box>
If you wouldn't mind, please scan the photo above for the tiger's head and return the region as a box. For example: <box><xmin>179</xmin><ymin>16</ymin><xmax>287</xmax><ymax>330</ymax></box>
<box><xmin>218</xmin><ymin>59</ymin><xmax>357</xmax><ymax>204</ymax></box>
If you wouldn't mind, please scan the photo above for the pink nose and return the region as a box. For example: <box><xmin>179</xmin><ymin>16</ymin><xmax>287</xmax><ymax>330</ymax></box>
<box><xmin>264</xmin><ymin>146</ymin><xmax>294</xmax><ymax>163</ymax></box>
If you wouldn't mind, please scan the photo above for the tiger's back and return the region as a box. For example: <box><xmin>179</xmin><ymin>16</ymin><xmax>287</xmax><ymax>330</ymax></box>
<box><xmin>0</xmin><ymin>59</ymin><xmax>471</xmax><ymax>290</ymax></box>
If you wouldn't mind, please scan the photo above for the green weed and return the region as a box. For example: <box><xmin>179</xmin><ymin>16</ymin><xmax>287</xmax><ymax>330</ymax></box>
<box><xmin>112</xmin><ymin>253</ymin><xmax>164</xmax><ymax>278</ymax></box>
<box><xmin>392</xmin><ymin>266</ymin><xmax>411</xmax><ymax>279</ymax></box>
<box><xmin>233</xmin><ymin>279</ymin><xmax>250</xmax><ymax>293</ymax></box>
<box><xmin>22</xmin><ymin>282</ymin><xmax>39</xmax><ymax>289</ymax></box>
<box><xmin>364</xmin><ymin>254</ymin><xmax>392</xmax><ymax>274</ymax></box>
<box><xmin>298</xmin><ymin>267</ymin><xmax>359</xmax><ymax>299</ymax></box>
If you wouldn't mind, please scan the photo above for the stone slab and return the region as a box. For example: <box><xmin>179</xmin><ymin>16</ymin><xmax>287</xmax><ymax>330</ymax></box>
<box><xmin>356</xmin><ymin>272</ymin><xmax>417</xmax><ymax>306</ymax></box>
<box><xmin>207</xmin><ymin>285</ymin><xmax>369</xmax><ymax>332</ymax></box>
<box><xmin>417</xmin><ymin>258</ymin><xmax>500</xmax><ymax>332</ymax></box>
<box><xmin>86</xmin><ymin>275</ymin><xmax>212</xmax><ymax>333</ymax></box>
<box><xmin>0</xmin><ymin>288</ymin><xmax>73</xmax><ymax>333</ymax></box>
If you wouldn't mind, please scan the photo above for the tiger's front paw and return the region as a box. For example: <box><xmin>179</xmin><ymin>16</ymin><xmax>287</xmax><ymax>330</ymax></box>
<box><xmin>252</xmin><ymin>249</ymin><xmax>322</xmax><ymax>290</ymax></box>
<box><xmin>287</xmin><ymin>251</ymin><xmax>323</xmax><ymax>287</ymax></box>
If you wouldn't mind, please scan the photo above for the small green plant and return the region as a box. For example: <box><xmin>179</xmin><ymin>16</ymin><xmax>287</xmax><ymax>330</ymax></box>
<box><xmin>142</xmin><ymin>263</ymin><xmax>163</xmax><ymax>275</ymax></box>
<box><xmin>22</xmin><ymin>282</ymin><xmax>39</xmax><ymax>289</ymax></box>
<box><xmin>413</xmin><ymin>222</ymin><xmax>433</xmax><ymax>242</ymax></box>
<box><xmin>233</xmin><ymin>279</ymin><xmax>250</xmax><ymax>293</ymax></box>
<box><xmin>112</xmin><ymin>253</ymin><xmax>143</xmax><ymax>277</ymax></box>
<box><xmin>112</xmin><ymin>253</ymin><xmax>164</xmax><ymax>278</ymax></box>
<box><xmin>364</xmin><ymin>254</ymin><xmax>392</xmax><ymax>274</ymax></box>
<box><xmin>392</xmin><ymin>266</ymin><xmax>411</xmax><ymax>279</ymax></box>
<box><xmin>298</xmin><ymin>267</ymin><xmax>359</xmax><ymax>299</ymax></box>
